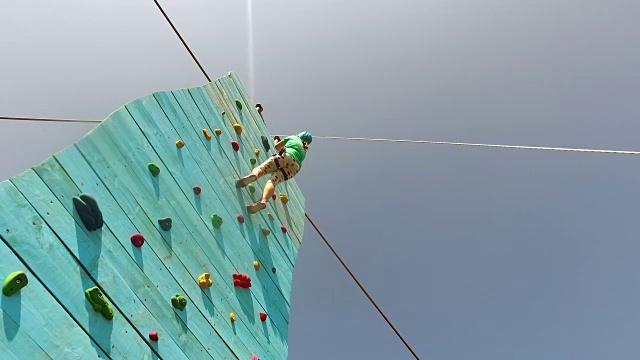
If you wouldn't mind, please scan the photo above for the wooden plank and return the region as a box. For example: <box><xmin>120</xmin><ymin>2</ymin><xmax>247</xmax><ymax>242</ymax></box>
<box><xmin>75</xmin><ymin>121</ymin><xmax>289</xmax><ymax>357</ymax></box>
<box><xmin>0</xmin><ymin>180</ymin><xmax>152</xmax><ymax>359</ymax></box>
<box><xmin>117</xmin><ymin>98</ymin><xmax>293</xmax><ymax>337</ymax></box>
<box><xmin>10</xmin><ymin>170</ymin><xmax>202</xmax><ymax>360</ymax></box>
<box><xmin>30</xmin><ymin>156</ymin><xmax>237</xmax><ymax>360</ymax></box>
<box><xmin>50</xmin><ymin>145</ymin><xmax>280</xmax><ymax>359</ymax></box>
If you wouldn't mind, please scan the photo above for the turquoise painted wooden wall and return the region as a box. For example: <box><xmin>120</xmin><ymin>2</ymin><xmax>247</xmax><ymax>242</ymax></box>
<box><xmin>0</xmin><ymin>73</ymin><xmax>305</xmax><ymax>360</ymax></box>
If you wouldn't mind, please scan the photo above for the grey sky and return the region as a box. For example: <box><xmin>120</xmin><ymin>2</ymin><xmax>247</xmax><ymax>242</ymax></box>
<box><xmin>2</xmin><ymin>1</ymin><xmax>640</xmax><ymax>359</ymax></box>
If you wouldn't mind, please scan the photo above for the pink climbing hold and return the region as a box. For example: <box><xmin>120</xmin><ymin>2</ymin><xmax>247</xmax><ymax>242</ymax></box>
<box><xmin>237</xmin><ymin>214</ymin><xmax>245</xmax><ymax>224</ymax></box>
<box><xmin>193</xmin><ymin>186</ymin><xmax>201</xmax><ymax>195</ymax></box>
<box><xmin>149</xmin><ymin>331</ymin><xmax>158</xmax><ymax>342</ymax></box>
<box><xmin>280</xmin><ymin>225</ymin><xmax>287</xmax><ymax>234</ymax></box>
<box><xmin>231</xmin><ymin>141</ymin><xmax>240</xmax><ymax>152</ymax></box>
<box><xmin>251</xmin><ymin>356</ymin><xmax>260</xmax><ymax>360</ymax></box>
<box><xmin>130</xmin><ymin>233</ymin><xmax>145</xmax><ymax>248</ymax></box>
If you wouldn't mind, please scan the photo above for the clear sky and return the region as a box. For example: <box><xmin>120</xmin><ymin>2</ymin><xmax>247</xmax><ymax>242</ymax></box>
<box><xmin>2</xmin><ymin>1</ymin><xmax>640</xmax><ymax>359</ymax></box>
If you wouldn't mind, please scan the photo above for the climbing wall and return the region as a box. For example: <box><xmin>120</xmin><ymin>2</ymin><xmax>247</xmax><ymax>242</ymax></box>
<box><xmin>0</xmin><ymin>73</ymin><xmax>305</xmax><ymax>360</ymax></box>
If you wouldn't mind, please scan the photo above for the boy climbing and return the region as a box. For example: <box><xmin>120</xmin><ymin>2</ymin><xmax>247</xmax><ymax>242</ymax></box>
<box><xmin>237</xmin><ymin>131</ymin><xmax>312</xmax><ymax>214</ymax></box>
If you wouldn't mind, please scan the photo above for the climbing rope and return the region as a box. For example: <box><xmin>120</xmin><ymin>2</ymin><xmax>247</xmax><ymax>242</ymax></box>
<box><xmin>152</xmin><ymin>0</ymin><xmax>211</xmax><ymax>82</ymax></box>
<box><xmin>305</xmin><ymin>212</ymin><xmax>421</xmax><ymax>359</ymax></box>
<box><xmin>286</xmin><ymin>135</ymin><xmax>640</xmax><ymax>156</ymax></box>
<box><xmin>0</xmin><ymin>116</ymin><xmax>100</xmax><ymax>124</ymax></box>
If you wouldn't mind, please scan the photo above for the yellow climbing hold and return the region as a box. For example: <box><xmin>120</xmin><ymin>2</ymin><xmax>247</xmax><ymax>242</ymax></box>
<box><xmin>203</xmin><ymin>129</ymin><xmax>212</xmax><ymax>141</ymax></box>
<box><xmin>268</xmin><ymin>213</ymin><xmax>274</xmax><ymax>221</ymax></box>
<box><xmin>198</xmin><ymin>273</ymin><xmax>213</xmax><ymax>289</ymax></box>
<box><xmin>230</xmin><ymin>312</ymin><xmax>236</xmax><ymax>322</ymax></box>
<box><xmin>176</xmin><ymin>140</ymin><xmax>185</xmax><ymax>149</ymax></box>
<box><xmin>253</xmin><ymin>261</ymin><xmax>260</xmax><ymax>270</ymax></box>
<box><xmin>215</xmin><ymin>128</ymin><xmax>222</xmax><ymax>136</ymax></box>
<box><xmin>279</xmin><ymin>193</ymin><xmax>289</xmax><ymax>204</ymax></box>
<box><xmin>254</xmin><ymin>148</ymin><xmax>260</xmax><ymax>156</ymax></box>
<box><xmin>262</xmin><ymin>228</ymin><xmax>271</xmax><ymax>236</ymax></box>
<box><xmin>233</xmin><ymin>123</ymin><xmax>243</xmax><ymax>135</ymax></box>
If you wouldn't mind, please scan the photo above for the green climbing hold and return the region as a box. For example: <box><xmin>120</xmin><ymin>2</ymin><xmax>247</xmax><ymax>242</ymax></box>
<box><xmin>148</xmin><ymin>163</ymin><xmax>160</xmax><ymax>176</ymax></box>
<box><xmin>247</xmin><ymin>184</ymin><xmax>256</xmax><ymax>193</ymax></box>
<box><xmin>2</xmin><ymin>271</ymin><xmax>28</xmax><ymax>296</ymax></box>
<box><xmin>171</xmin><ymin>293</ymin><xmax>187</xmax><ymax>310</ymax></box>
<box><xmin>235</xmin><ymin>100</ymin><xmax>243</xmax><ymax>109</ymax></box>
<box><xmin>250</xmin><ymin>158</ymin><xmax>257</xmax><ymax>165</ymax></box>
<box><xmin>85</xmin><ymin>286</ymin><xmax>114</xmax><ymax>320</ymax></box>
<box><xmin>211</xmin><ymin>214</ymin><xmax>223</xmax><ymax>228</ymax></box>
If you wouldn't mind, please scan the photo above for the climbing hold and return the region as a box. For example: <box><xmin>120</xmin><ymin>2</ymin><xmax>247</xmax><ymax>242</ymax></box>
<box><xmin>261</xmin><ymin>228</ymin><xmax>270</xmax><ymax>236</ymax></box>
<box><xmin>251</xmin><ymin>357</ymin><xmax>260</xmax><ymax>360</ymax></box>
<box><xmin>215</xmin><ymin>128</ymin><xmax>222</xmax><ymax>136</ymax></box>
<box><xmin>261</xmin><ymin>136</ymin><xmax>270</xmax><ymax>151</ymax></box>
<box><xmin>271</xmin><ymin>194</ymin><xmax>276</xmax><ymax>201</ymax></box>
<box><xmin>232</xmin><ymin>273</ymin><xmax>252</xmax><ymax>288</ymax></box>
<box><xmin>73</xmin><ymin>193</ymin><xmax>104</xmax><ymax>231</ymax></box>
<box><xmin>268</xmin><ymin>213</ymin><xmax>274</xmax><ymax>221</ymax></box>
<box><xmin>250</xmin><ymin>158</ymin><xmax>256</xmax><ymax>165</ymax></box>
<box><xmin>281</xmin><ymin>225</ymin><xmax>287</xmax><ymax>234</ymax></box>
<box><xmin>230</xmin><ymin>312</ymin><xmax>236</xmax><ymax>322</ymax></box>
<box><xmin>193</xmin><ymin>186</ymin><xmax>201</xmax><ymax>195</ymax></box>
<box><xmin>221</xmin><ymin>111</ymin><xmax>226</xmax><ymax>116</ymax></box>
<box><xmin>2</xmin><ymin>271</ymin><xmax>28</xmax><ymax>296</ymax></box>
<box><xmin>259</xmin><ymin>312</ymin><xmax>267</xmax><ymax>322</ymax></box>
<box><xmin>211</xmin><ymin>214</ymin><xmax>223</xmax><ymax>228</ymax></box>
<box><xmin>231</xmin><ymin>141</ymin><xmax>239</xmax><ymax>152</ymax></box>
<box><xmin>175</xmin><ymin>140</ymin><xmax>185</xmax><ymax>149</ymax></box>
<box><xmin>247</xmin><ymin>184</ymin><xmax>256</xmax><ymax>193</ymax></box>
<box><xmin>254</xmin><ymin>148</ymin><xmax>260</xmax><ymax>156</ymax></box>
<box><xmin>235</xmin><ymin>99</ymin><xmax>243</xmax><ymax>109</ymax></box>
<box><xmin>233</xmin><ymin>123</ymin><xmax>243</xmax><ymax>135</ymax></box>
<box><xmin>272</xmin><ymin>267</ymin><xmax>276</xmax><ymax>274</ymax></box>
<box><xmin>130</xmin><ymin>233</ymin><xmax>145</xmax><ymax>248</ymax></box>
<box><xmin>148</xmin><ymin>163</ymin><xmax>160</xmax><ymax>177</ymax></box>
<box><xmin>253</xmin><ymin>261</ymin><xmax>260</xmax><ymax>270</ymax></box>
<box><xmin>237</xmin><ymin>214</ymin><xmax>245</xmax><ymax>224</ymax></box>
<box><xmin>171</xmin><ymin>294</ymin><xmax>187</xmax><ymax>311</ymax></box>
<box><xmin>85</xmin><ymin>286</ymin><xmax>114</xmax><ymax>320</ymax></box>
<box><xmin>203</xmin><ymin>128</ymin><xmax>212</xmax><ymax>141</ymax></box>
<box><xmin>158</xmin><ymin>218</ymin><xmax>172</xmax><ymax>231</ymax></box>
<box><xmin>198</xmin><ymin>273</ymin><xmax>213</xmax><ymax>289</ymax></box>
<box><xmin>279</xmin><ymin>193</ymin><xmax>289</xmax><ymax>204</ymax></box>
<box><xmin>149</xmin><ymin>332</ymin><xmax>159</xmax><ymax>342</ymax></box>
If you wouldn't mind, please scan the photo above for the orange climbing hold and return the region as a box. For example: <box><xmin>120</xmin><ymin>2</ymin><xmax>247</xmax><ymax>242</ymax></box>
<box><xmin>215</xmin><ymin>128</ymin><xmax>222</xmax><ymax>136</ymax></box>
<box><xmin>230</xmin><ymin>312</ymin><xmax>236</xmax><ymax>322</ymax></box>
<box><xmin>262</xmin><ymin>228</ymin><xmax>271</xmax><ymax>236</ymax></box>
<box><xmin>203</xmin><ymin>129</ymin><xmax>212</xmax><ymax>141</ymax></box>
<box><xmin>268</xmin><ymin>213</ymin><xmax>274</xmax><ymax>221</ymax></box>
<box><xmin>279</xmin><ymin>193</ymin><xmax>289</xmax><ymax>204</ymax></box>
<box><xmin>176</xmin><ymin>140</ymin><xmax>185</xmax><ymax>148</ymax></box>
<box><xmin>233</xmin><ymin>123</ymin><xmax>243</xmax><ymax>135</ymax></box>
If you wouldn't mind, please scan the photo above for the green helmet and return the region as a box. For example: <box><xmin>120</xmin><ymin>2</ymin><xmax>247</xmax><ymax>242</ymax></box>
<box><xmin>298</xmin><ymin>131</ymin><xmax>312</xmax><ymax>144</ymax></box>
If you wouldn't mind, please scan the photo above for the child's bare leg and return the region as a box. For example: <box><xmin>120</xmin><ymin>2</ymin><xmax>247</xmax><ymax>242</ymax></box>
<box><xmin>237</xmin><ymin>157</ymin><xmax>276</xmax><ymax>187</ymax></box>
<box><xmin>247</xmin><ymin>180</ymin><xmax>277</xmax><ymax>214</ymax></box>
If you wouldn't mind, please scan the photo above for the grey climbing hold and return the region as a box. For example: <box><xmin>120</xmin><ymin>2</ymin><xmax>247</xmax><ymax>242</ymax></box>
<box><xmin>158</xmin><ymin>218</ymin><xmax>172</xmax><ymax>231</ymax></box>
<box><xmin>272</xmin><ymin>267</ymin><xmax>276</xmax><ymax>274</ymax></box>
<box><xmin>73</xmin><ymin>193</ymin><xmax>104</xmax><ymax>231</ymax></box>
<box><xmin>261</xmin><ymin>136</ymin><xmax>270</xmax><ymax>151</ymax></box>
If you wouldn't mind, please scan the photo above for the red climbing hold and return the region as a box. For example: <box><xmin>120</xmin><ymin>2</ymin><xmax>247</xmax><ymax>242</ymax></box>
<box><xmin>237</xmin><ymin>214</ymin><xmax>245</xmax><ymax>224</ymax></box>
<box><xmin>280</xmin><ymin>225</ymin><xmax>287</xmax><ymax>234</ymax></box>
<box><xmin>149</xmin><ymin>331</ymin><xmax>158</xmax><ymax>341</ymax></box>
<box><xmin>232</xmin><ymin>273</ymin><xmax>252</xmax><ymax>288</ymax></box>
<box><xmin>130</xmin><ymin>233</ymin><xmax>145</xmax><ymax>248</ymax></box>
<box><xmin>259</xmin><ymin>312</ymin><xmax>267</xmax><ymax>322</ymax></box>
<box><xmin>193</xmin><ymin>186</ymin><xmax>201</xmax><ymax>195</ymax></box>
<box><xmin>271</xmin><ymin>194</ymin><xmax>276</xmax><ymax>200</ymax></box>
<box><xmin>251</xmin><ymin>357</ymin><xmax>260</xmax><ymax>360</ymax></box>
<box><xmin>231</xmin><ymin>141</ymin><xmax>240</xmax><ymax>152</ymax></box>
